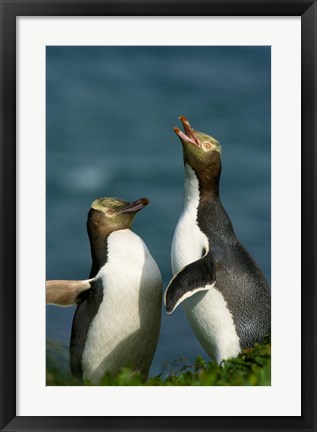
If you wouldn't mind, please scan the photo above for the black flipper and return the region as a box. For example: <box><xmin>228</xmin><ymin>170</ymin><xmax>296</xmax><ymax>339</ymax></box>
<box><xmin>165</xmin><ymin>253</ymin><xmax>216</xmax><ymax>314</ymax></box>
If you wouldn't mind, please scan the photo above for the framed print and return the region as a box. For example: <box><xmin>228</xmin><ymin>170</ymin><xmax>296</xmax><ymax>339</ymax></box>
<box><xmin>1</xmin><ymin>1</ymin><xmax>316</xmax><ymax>431</ymax></box>
<box><xmin>45</xmin><ymin>44</ymin><xmax>272</xmax><ymax>388</ymax></box>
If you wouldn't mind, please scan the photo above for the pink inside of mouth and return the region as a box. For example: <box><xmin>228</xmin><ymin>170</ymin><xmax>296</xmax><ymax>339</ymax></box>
<box><xmin>174</xmin><ymin>127</ymin><xmax>199</xmax><ymax>146</ymax></box>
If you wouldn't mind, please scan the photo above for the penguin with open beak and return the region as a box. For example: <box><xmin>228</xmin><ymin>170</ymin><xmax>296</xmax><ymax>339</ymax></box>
<box><xmin>47</xmin><ymin>197</ymin><xmax>162</xmax><ymax>383</ymax></box>
<box><xmin>165</xmin><ymin>116</ymin><xmax>271</xmax><ymax>363</ymax></box>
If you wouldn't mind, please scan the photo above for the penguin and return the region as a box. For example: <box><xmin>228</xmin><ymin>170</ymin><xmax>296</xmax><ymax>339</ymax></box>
<box><xmin>164</xmin><ymin>116</ymin><xmax>271</xmax><ymax>363</ymax></box>
<box><xmin>48</xmin><ymin>197</ymin><xmax>162</xmax><ymax>384</ymax></box>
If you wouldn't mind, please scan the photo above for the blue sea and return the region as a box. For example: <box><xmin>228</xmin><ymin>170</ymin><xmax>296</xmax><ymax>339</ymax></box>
<box><xmin>46</xmin><ymin>46</ymin><xmax>271</xmax><ymax>377</ymax></box>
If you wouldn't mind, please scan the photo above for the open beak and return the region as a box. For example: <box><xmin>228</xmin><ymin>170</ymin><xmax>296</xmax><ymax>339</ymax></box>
<box><xmin>118</xmin><ymin>197</ymin><xmax>149</xmax><ymax>214</ymax></box>
<box><xmin>173</xmin><ymin>116</ymin><xmax>200</xmax><ymax>147</ymax></box>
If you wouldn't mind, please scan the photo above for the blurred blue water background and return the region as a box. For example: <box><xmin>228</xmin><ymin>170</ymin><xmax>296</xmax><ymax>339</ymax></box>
<box><xmin>46</xmin><ymin>46</ymin><xmax>271</xmax><ymax>377</ymax></box>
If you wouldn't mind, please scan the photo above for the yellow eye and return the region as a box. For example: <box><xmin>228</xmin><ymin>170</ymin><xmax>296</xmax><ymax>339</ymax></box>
<box><xmin>203</xmin><ymin>141</ymin><xmax>213</xmax><ymax>150</ymax></box>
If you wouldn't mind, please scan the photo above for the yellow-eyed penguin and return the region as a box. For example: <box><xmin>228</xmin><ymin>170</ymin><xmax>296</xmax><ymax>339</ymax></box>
<box><xmin>164</xmin><ymin>116</ymin><xmax>271</xmax><ymax>363</ymax></box>
<box><xmin>48</xmin><ymin>197</ymin><xmax>162</xmax><ymax>383</ymax></box>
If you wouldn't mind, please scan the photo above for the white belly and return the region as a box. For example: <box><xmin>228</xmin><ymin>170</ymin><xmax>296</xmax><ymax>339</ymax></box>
<box><xmin>182</xmin><ymin>288</ymin><xmax>241</xmax><ymax>362</ymax></box>
<box><xmin>82</xmin><ymin>230</ymin><xmax>162</xmax><ymax>383</ymax></box>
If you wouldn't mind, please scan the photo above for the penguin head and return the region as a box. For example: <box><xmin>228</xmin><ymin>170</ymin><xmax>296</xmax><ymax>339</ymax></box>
<box><xmin>87</xmin><ymin>197</ymin><xmax>149</xmax><ymax>235</ymax></box>
<box><xmin>174</xmin><ymin>116</ymin><xmax>222</xmax><ymax>179</ymax></box>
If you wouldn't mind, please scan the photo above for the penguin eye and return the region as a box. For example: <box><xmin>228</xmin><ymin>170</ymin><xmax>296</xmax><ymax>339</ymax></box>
<box><xmin>106</xmin><ymin>209</ymin><xmax>115</xmax><ymax>217</ymax></box>
<box><xmin>202</xmin><ymin>142</ymin><xmax>213</xmax><ymax>151</ymax></box>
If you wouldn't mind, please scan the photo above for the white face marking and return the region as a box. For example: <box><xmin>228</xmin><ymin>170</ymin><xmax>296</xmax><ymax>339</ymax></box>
<box><xmin>171</xmin><ymin>164</ymin><xmax>209</xmax><ymax>274</ymax></box>
<box><xmin>82</xmin><ymin>229</ymin><xmax>162</xmax><ymax>383</ymax></box>
<box><xmin>182</xmin><ymin>287</ymin><xmax>241</xmax><ymax>363</ymax></box>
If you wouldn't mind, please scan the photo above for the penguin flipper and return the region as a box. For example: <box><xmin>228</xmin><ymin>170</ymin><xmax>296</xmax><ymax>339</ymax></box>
<box><xmin>164</xmin><ymin>254</ymin><xmax>216</xmax><ymax>314</ymax></box>
<box><xmin>46</xmin><ymin>278</ymin><xmax>94</xmax><ymax>307</ymax></box>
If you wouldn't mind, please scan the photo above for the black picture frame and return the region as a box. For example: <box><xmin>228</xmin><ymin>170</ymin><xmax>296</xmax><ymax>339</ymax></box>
<box><xmin>1</xmin><ymin>1</ymin><xmax>316</xmax><ymax>431</ymax></box>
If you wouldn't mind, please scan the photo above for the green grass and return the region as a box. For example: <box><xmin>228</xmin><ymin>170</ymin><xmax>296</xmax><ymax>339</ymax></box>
<box><xmin>46</xmin><ymin>337</ymin><xmax>271</xmax><ymax>386</ymax></box>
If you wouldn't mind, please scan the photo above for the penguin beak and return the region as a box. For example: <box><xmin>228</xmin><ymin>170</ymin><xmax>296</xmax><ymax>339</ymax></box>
<box><xmin>173</xmin><ymin>116</ymin><xmax>200</xmax><ymax>147</ymax></box>
<box><xmin>118</xmin><ymin>197</ymin><xmax>149</xmax><ymax>214</ymax></box>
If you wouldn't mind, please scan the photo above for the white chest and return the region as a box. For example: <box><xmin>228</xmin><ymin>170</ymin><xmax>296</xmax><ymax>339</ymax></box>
<box><xmin>82</xmin><ymin>230</ymin><xmax>162</xmax><ymax>382</ymax></box>
<box><xmin>171</xmin><ymin>164</ymin><xmax>208</xmax><ymax>274</ymax></box>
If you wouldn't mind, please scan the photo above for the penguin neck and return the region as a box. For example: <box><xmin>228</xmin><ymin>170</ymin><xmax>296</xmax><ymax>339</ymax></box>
<box><xmin>88</xmin><ymin>231</ymin><xmax>109</xmax><ymax>278</ymax></box>
<box><xmin>183</xmin><ymin>163</ymin><xmax>220</xmax><ymax>210</ymax></box>
<box><xmin>183</xmin><ymin>164</ymin><xmax>236</xmax><ymax>244</ymax></box>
